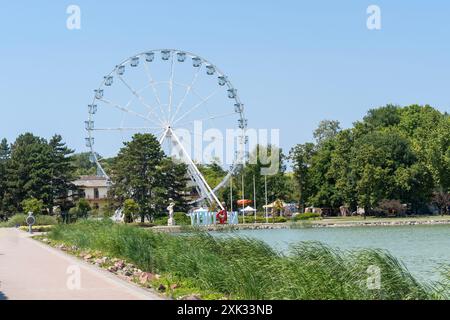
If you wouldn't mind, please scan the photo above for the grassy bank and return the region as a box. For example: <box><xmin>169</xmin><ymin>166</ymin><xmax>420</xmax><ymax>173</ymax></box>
<box><xmin>0</xmin><ymin>214</ymin><xmax>57</xmax><ymax>227</ymax></box>
<box><xmin>46</xmin><ymin>219</ymin><xmax>449</xmax><ymax>300</ymax></box>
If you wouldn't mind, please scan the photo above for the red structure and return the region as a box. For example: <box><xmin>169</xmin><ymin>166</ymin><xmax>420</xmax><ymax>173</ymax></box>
<box><xmin>237</xmin><ymin>199</ymin><xmax>252</xmax><ymax>206</ymax></box>
<box><xmin>216</xmin><ymin>209</ymin><xmax>228</xmax><ymax>224</ymax></box>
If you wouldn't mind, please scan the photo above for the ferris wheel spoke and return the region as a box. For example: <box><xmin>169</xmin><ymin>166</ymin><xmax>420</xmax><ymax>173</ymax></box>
<box><xmin>142</xmin><ymin>60</ymin><xmax>163</xmax><ymax>106</ymax></box>
<box><xmin>203</xmin><ymin>98</ymin><xmax>219</xmax><ymax>129</ymax></box>
<box><xmin>118</xmin><ymin>75</ymin><xmax>165</xmax><ymax>125</ymax></box>
<box><xmin>172</xmin><ymin>88</ymin><xmax>221</xmax><ymax>126</ymax></box>
<box><xmin>170</xmin><ymin>129</ymin><xmax>224</xmax><ymax>210</ymax></box>
<box><xmin>169</xmin><ymin>65</ymin><xmax>203</xmax><ymax>124</ymax></box>
<box><xmin>175</xmin><ymin>112</ymin><xmax>237</xmax><ymax>128</ymax></box>
<box><xmin>99</xmin><ymin>98</ymin><xmax>161</xmax><ymax>126</ymax></box>
<box><xmin>180</xmin><ymin>129</ymin><xmax>225</xmax><ymax>170</ymax></box>
<box><xmin>142</xmin><ymin>61</ymin><xmax>169</xmax><ymax>123</ymax></box>
<box><xmin>91</xmin><ymin>126</ymin><xmax>163</xmax><ymax>131</ymax></box>
<box><xmin>188</xmin><ymin>88</ymin><xmax>228</xmax><ymax>132</ymax></box>
<box><xmin>168</xmin><ymin>53</ymin><xmax>176</xmax><ymax>121</ymax></box>
<box><xmin>158</xmin><ymin>127</ymin><xmax>170</xmax><ymax>145</ymax></box>
<box><xmin>189</xmin><ymin>88</ymin><xmax>222</xmax><ymax>129</ymax></box>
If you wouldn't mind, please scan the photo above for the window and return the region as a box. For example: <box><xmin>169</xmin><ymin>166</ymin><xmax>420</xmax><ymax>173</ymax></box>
<box><xmin>94</xmin><ymin>188</ymin><xmax>99</xmax><ymax>199</ymax></box>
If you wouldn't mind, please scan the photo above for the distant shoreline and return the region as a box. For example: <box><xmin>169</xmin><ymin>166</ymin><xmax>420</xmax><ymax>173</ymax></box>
<box><xmin>309</xmin><ymin>217</ymin><xmax>450</xmax><ymax>228</ymax></box>
<box><xmin>151</xmin><ymin>216</ymin><xmax>450</xmax><ymax>232</ymax></box>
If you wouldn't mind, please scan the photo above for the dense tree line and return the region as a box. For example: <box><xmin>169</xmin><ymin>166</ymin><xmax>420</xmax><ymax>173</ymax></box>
<box><xmin>290</xmin><ymin>105</ymin><xmax>450</xmax><ymax>215</ymax></box>
<box><xmin>70</xmin><ymin>152</ymin><xmax>115</xmax><ymax>177</ymax></box>
<box><xmin>0</xmin><ymin>133</ymin><xmax>77</xmax><ymax>218</ymax></box>
<box><xmin>1</xmin><ymin>105</ymin><xmax>448</xmax><ymax>220</ymax></box>
<box><xmin>199</xmin><ymin>145</ymin><xmax>296</xmax><ymax>211</ymax></box>
<box><xmin>0</xmin><ymin>133</ymin><xmax>189</xmax><ymax>221</ymax></box>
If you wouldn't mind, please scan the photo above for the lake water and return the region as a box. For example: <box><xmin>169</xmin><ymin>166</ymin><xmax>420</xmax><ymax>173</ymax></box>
<box><xmin>214</xmin><ymin>224</ymin><xmax>450</xmax><ymax>282</ymax></box>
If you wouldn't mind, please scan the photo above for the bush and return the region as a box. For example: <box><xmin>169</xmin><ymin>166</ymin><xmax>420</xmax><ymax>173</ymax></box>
<box><xmin>238</xmin><ymin>216</ymin><xmax>267</xmax><ymax>224</ymax></box>
<box><xmin>153</xmin><ymin>216</ymin><xmax>168</xmax><ymax>226</ymax></box>
<box><xmin>100</xmin><ymin>207</ymin><xmax>115</xmax><ymax>218</ymax></box>
<box><xmin>238</xmin><ymin>215</ymin><xmax>288</xmax><ymax>224</ymax></box>
<box><xmin>65</xmin><ymin>207</ymin><xmax>79</xmax><ymax>223</ymax></box>
<box><xmin>293</xmin><ymin>212</ymin><xmax>321</xmax><ymax>221</ymax></box>
<box><xmin>76</xmin><ymin>199</ymin><xmax>91</xmax><ymax>218</ymax></box>
<box><xmin>154</xmin><ymin>212</ymin><xmax>191</xmax><ymax>226</ymax></box>
<box><xmin>21</xmin><ymin>198</ymin><xmax>44</xmax><ymax>215</ymax></box>
<box><xmin>376</xmin><ymin>199</ymin><xmax>405</xmax><ymax>216</ymax></box>
<box><xmin>0</xmin><ymin>214</ymin><xmax>26</xmax><ymax>227</ymax></box>
<box><xmin>131</xmin><ymin>222</ymin><xmax>155</xmax><ymax>228</ymax></box>
<box><xmin>36</xmin><ymin>215</ymin><xmax>58</xmax><ymax>226</ymax></box>
<box><xmin>123</xmin><ymin>199</ymin><xmax>139</xmax><ymax>223</ymax></box>
<box><xmin>174</xmin><ymin>212</ymin><xmax>191</xmax><ymax>225</ymax></box>
<box><xmin>65</xmin><ymin>199</ymin><xmax>91</xmax><ymax>222</ymax></box>
<box><xmin>0</xmin><ymin>214</ymin><xmax>57</xmax><ymax>227</ymax></box>
<box><xmin>90</xmin><ymin>208</ymin><xmax>100</xmax><ymax>217</ymax></box>
<box><xmin>19</xmin><ymin>225</ymin><xmax>53</xmax><ymax>232</ymax></box>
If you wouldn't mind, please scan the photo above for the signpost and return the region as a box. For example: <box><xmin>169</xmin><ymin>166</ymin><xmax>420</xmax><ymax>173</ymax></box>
<box><xmin>26</xmin><ymin>212</ymin><xmax>35</xmax><ymax>234</ymax></box>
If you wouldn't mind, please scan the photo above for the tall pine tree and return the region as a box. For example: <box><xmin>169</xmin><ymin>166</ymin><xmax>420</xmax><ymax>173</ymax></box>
<box><xmin>4</xmin><ymin>133</ymin><xmax>76</xmax><ymax>214</ymax></box>
<box><xmin>160</xmin><ymin>158</ymin><xmax>189</xmax><ymax>214</ymax></box>
<box><xmin>110</xmin><ymin>133</ymin><xmax>189</xmax><ymax>222</ymax></box>
<box><xmin>48</xmin><ymin>134</ymin><xmax>77</xmax><ymax>212</ymax></box>
<box><xmin>0</xmin><ymin>138</ymin><xmax>11</xmax><ymax>218</ymax></box>
<box><xmin>110</xmin><ymin>133</ymin><xmax>166</xmax><ymax>222</ymax></box>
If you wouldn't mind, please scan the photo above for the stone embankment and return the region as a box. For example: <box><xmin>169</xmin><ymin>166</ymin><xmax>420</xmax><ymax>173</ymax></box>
<box><xmin>151</xmin><ymin>217</ymin><xmax>450</xmax><ymax>232</ymax></box>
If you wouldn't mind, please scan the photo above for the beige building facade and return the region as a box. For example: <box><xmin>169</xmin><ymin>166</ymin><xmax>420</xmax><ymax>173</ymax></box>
<box><xmin>72</xmin><ymin>176</ymin><xmax>109</xmax><ymax>209</ymax></box>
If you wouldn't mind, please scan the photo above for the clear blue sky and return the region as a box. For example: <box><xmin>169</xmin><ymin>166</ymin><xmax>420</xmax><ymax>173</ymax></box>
<box><xmin>1</xmin><ymin>0</ymin><xmax>449</xmax><ymax>157</ymax></box>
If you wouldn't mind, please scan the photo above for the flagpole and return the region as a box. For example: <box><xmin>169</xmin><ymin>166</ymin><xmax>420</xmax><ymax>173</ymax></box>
<box><xmin>230</xmin><ymin>176</ymin><xmax>233</xmax><ymax>212</ymax></box>
<box><xmin>242</xmin><ymin>171</ymin><xmax>245</xmax><ymax>224</ymax></box>
<box><xmin>253</xmin><ymin>174</ymin><xmax>256</xmax><ymax>223</ymax></box>
<box><xmin>265</xmin><ymin>175</ymin><xmax>268</xmax><ymax>224</ymax></box>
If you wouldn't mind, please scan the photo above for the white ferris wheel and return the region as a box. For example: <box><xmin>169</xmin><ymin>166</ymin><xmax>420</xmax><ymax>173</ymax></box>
<box><xmin>85</xmin><ymin>49</ymin><xmax>248</xmax><ymax>210</ymax></box>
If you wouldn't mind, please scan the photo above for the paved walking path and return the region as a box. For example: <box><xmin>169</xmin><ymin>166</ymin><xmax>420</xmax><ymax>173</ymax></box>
<box><xmin>0</xmin><ymin>228</ymin><xmax>162</xmax><ymax>300</ymax></box>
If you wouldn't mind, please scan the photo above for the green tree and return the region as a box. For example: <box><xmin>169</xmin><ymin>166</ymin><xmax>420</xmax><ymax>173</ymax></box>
<box><xmin>198</xmin><ymin>159</ymin><xmax>227</xmax><ymax>190</ymax></box>
<box><xmin>393</xmin><ymin>163</ymin><xmax>433</xmax><ymax>213</ymax></box>
<box><xmin>307</xmin><ymin>138</ymin><xmax>341</xmax><ymax>209</ymax></box>
<box><xmin>70</xmin><ymin>152</ymin><xmax>115</xmax><ymax>177</ymax></box>
<box><xmin>432</xmin><ymin>191</ymin><xmax>450</xmax><ymax>215</ymax></box>
<box><xmin>313</xmin><ymin>120</ymin><xmax>341</xmax><ymax>146</ymax></box>
<box><xmin>197</xmin><ymin>160</ymin><xmax>227</xmax><ymax>205</ymax></box>
<box><xmin>0</xmin><ymin>138</ymin><xmax>11</xmax><ymax>217</ymax></box>
<box><xmin>239</xmin><ymin>145</ymin><xmax>290</xmax><ymax>211</ymax></box>
<box><xmin>392</xmin><ymin>105</ymin><xmax>449</xmax><ymax>194</ymax></box>
<box><xmin>123</xmin><ymin>199</ymin><xmax>139</xmax><ymax>223</ymax></box>
<box><xmin>4</xmin><ymin>133</ymin><xmax>77</xmax><ymax>215</ymax></box>
<box><xmin>361</xmin><ymin>104</ymin><xmax>401</xmax><ymax>130</ymax></box>
<box><xmin>350</xmin><ymin>131</ymin><xmax>418</xmax><ymax>214</ymax></box>
<box><xmin>328</xmin><ymin>129</ymin><xmax>357</xmax><ymax>210</ymax></box>
<box><xmin>21</xmin><ymin>198</ymin><xmax>44</xmax><ymax>215</ymax></box>
<box><xmin>5</xmin><ymin>133</ymin><xmax>52</xmax><ymax>213</ymax></box>
<box><xmin>48</xmin><ymin>135</ymin><xmax>77</xmax><ymax>212</ymax></box>
<box><xmin>289</xmin><ymin>142</ymin><xmax>315</xmax><ymax>211</ymax></box>
<box><xmin>160</xmin><ymin>158</ymin><xmax>189</xmax><ymax>214</ymax></box>
<box><xmin>70</xmin><ymin>152</ymin><xmax>97</xmax><ymax>176</ymax></box>
<box><xmin>220</xmin><ymin>175</ymin><xmax>240</xmax><ymax>211</ymax></box>
<box><xmin>74</xmin><ymin>198</ymin><xmax>91</xmax><ymax>219</ymax></box>
<box><xmin>110</xmin><ymin>133</ymin><xmax>167</xmax><ymax>222</ymax></box>
<box><xmin>289</xmin><ymin>105</ymin><xmax>447</xmax><ymax>215</ymax></box>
